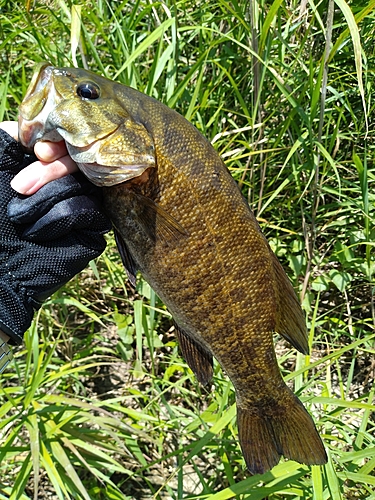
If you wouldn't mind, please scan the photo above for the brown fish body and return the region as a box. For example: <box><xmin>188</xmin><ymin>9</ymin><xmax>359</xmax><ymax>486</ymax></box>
<box><xmin>103</xmin><ymin>100</ymin><xmax>280</xmax><ymax>392</ymax></box>
<box><xmin>18</xmin><ymin>65</ymin><xmax>326</xmax><ymax>474</ymax></box>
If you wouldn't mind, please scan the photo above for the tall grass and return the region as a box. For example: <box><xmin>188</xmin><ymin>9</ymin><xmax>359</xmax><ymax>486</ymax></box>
<box><xmin>0</xmin><ymin>0</ymin><xmax>374</xmax><ymax>498</ymax></box>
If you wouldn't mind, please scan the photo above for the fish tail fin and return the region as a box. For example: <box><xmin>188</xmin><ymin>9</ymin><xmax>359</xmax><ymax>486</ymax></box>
<box><xmin>237</xmin><ymin>388</ymin><xmax>327</xmax><ymax>475</ymax></box>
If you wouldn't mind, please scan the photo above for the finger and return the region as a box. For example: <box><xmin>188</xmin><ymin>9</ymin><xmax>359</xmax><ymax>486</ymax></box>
<box><xmin>0</xmin><ymin>121</ymin><xmax>19</xmax><ymax>141</ymax></box>
<box><xmin>11</xmin><ymin>155</ymin><xmax>79</xmax><ymax>195</ymax></box>
<box><xmin>34</xmin><ymin>140</ymin><xmax>68</xmax><ymax>162</ymax></box>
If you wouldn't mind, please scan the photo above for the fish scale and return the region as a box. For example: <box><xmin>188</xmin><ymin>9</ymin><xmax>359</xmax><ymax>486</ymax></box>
<box><xmin>18</xmin><ymin>63</ymin><xmax>327</xmax><ymax>474</ymax></box>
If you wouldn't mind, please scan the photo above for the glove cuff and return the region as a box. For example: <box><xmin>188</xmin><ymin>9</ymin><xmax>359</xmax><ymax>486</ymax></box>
<box><xmin>0</xmin><ymin>281</ymin><xmax>39</xmax><ymax>345</ymax></box>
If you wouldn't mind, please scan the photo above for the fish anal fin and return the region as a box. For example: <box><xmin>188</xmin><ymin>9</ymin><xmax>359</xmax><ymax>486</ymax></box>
<box><xmin>134</xmin><ymin>193</ymin><xmax>189</xmax><ymax>246</ymax></box>
<box><xmin>174</xmin><ymin>322</ymin><xmax>213</xmax><ymax>386</ymax></box>
<box><xmin>272</xmin><ymin>253</ymin><xmax>309</xmax><ymax>354</ymax></box>
<box><xmin>114</xmin><ymin>228</ymin><xmax>138</xmax><ymax>287</ymax></box>
<box><xmin>237</xmin><ymin>388</ymin><xmax>327</xmax><ymax>475</ymax></box>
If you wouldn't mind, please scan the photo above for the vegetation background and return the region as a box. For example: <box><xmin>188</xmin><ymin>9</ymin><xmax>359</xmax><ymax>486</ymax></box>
<box><xmin>0</xmin><ymin>0</ymin><xmax>374</xmax><ymax>498</ymax></box>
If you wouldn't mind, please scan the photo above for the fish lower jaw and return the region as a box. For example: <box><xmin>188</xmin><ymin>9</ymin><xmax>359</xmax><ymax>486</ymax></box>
<box><xmin>77</xmin><ymin>161</ymin><xmax>152</xmax><ymax>187</ymax></box>
<box><xmin>18</xmin><ymin>117</ymin><xmax>64</xmax><ymax>150</ymax></box>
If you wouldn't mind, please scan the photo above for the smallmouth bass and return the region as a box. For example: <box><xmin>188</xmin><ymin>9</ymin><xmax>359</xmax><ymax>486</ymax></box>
<box><xmin>18</xmin><ymin>63</ymin><xmax>327</xmax><ymax>474</ymax></box>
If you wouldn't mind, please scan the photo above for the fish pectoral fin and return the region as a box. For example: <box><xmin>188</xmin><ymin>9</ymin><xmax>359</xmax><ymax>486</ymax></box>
<box><xmin>174</xmin><ymin>322</ymin><xmax>213</xmax><ymax>386</ymax></box>
<box><xmin>272</xmin><ymin>253</ymin><xmax>309</xmax><ymax>354</ymax></box>
<box><xmin>135</xmin><ymin>193</ymin><xmax>189</xmax><ymax>246</ymax></box>
<box><xmin>114</xmin><ymin>228</ymin><xmax>138</xmax><ymax>287</ymax></box>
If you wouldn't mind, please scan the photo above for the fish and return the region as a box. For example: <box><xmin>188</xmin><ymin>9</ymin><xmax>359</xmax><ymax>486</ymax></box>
<box><xmin>18</xmin><ymin>63</ymin><xmax>327</xmax><ymax>474</ymax></box>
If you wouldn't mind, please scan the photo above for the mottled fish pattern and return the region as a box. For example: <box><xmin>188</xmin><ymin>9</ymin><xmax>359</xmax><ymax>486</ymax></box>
<box><xmin>19</xmin><ymin>64</ymin><xmax>327</xmax><ymax>474</ymax></box>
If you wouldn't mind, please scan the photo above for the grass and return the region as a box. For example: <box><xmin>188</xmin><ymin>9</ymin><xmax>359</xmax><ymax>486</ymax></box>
<box><xmin>0</xmin><ymin>0</ymin><xmax>375</xmax><ymax>498</ymax></box>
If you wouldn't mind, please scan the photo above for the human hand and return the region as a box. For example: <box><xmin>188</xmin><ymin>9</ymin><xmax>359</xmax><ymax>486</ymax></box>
<box><xmin>0</xmin><ymin>121</ymin><xmax>78</xmax><ymax>194</ymax></box>
<box><xmin>0</xmin><ymin>126</ymin><xmax>111</xmax><ymax>351</ymax></box>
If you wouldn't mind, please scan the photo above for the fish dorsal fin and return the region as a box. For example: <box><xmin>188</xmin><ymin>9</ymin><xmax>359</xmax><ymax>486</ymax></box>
<box><xmin>134</xmin><ymin>192</ymin><xmax>189</xmax><ymax>246</ymax></box>
<box><xmin>174</xmin><ymin>322</ymin><xmax>213</xmax><ymax>386</ymax></box>
<box><xmin>272</xmin><ymin>253</ymin><xmax>309</xmax><ymax>354</ymax></box>
<box><xmin>114</xmin><ymin>228</ymin><xmax>138</xmax><ymax>287</ymax></box>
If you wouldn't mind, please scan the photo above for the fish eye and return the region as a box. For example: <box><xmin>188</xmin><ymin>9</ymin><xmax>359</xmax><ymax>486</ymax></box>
<box><xmin>76</xmin><ymin>82</ymin><xmax>100</xmax><ymax>100</ymax></box>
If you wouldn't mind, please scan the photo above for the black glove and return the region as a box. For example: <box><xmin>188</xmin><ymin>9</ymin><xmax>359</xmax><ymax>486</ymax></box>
<box><xmin>0</xmin><ymin>129</ymin><xmax>111</xmax><ymax>345</ymax></box>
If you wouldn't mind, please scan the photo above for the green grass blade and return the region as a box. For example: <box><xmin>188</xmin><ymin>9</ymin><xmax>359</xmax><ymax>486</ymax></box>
<box><xmin>333</xmin><ymin>0</ymin><xmax>368</xmax><ymax>133</ymax></box>
<box><xmin>114</xmin><ymin>18</ymin><xmax>175</xmax><ymax>80</ymax></box>
<box><xmin>70</xmin><ymin>4</ymin><xmax>82</xmax><ymax>68</ymax></box>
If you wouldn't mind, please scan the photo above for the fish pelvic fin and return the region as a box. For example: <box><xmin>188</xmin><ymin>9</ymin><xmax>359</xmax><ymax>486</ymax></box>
<box><xmin>272</xmin><ymin>253</ymin><xmax>309</xmax><ymax>354</ymax></box>
<box><xmin>237</xmin><ymin>388</ymin><xmax>327</xmax><ymax>475</ymax></box>
<box><xmin>174</xmin><ymin>322</ymin><xmax>213</xmax><ymax>386</ymax></box>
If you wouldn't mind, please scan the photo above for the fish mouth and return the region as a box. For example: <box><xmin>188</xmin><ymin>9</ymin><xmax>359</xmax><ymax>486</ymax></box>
<box><xmin>18</xmin><ymin>64</ymin><xmax>156</xmax><ymax>187</ymax></box>
<box><xmin>18</xmin><ymin>63</ymin><xmax>64</xmax><ymax>150</ymax></box>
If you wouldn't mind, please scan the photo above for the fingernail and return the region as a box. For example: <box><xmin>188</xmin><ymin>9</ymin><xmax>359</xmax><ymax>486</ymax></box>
<box><xmin>11</xmin><ymin>166</ymin><xmax>41</xmax><ymax>195</ymax></box>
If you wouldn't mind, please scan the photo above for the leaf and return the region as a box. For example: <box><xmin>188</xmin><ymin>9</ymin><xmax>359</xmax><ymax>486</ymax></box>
<box><xmin>259</xmin><ymin>0</ymin><xmax>284</xmax><ymax>55</ymax></box>
<box><xmin>24</xmin><ymin>410</ymin><xmax>40</xmax><ymax>500</ymax></box>
<box><xmin>48</xmin><ymin>434</ymin><xmax>91</xmax><ymax>500</ymax></box>
<box><xmin>0</xmin><ymin>71</ymin><xmax>9</xmax><ymax>122</ymax></box>
<box><xmin>311</xmin><ymin>275</ymin><xmax>330</xmax><ymax>292</ymax></box>
<box><xmin>329</xmin><ymin>269</ymin><xmax>352</xmax><ymax>292</ymax></box>
<box><xmin>114</xmin><ymin>18</ymin><xmax>175</xmax><ymax>80</ymax></box>
<box><xmin>325</xmin><ymin>449</ymin><xmax>343</xmax><ymax>500</ymax></box>
<box><xmin>333</xmin><ymin>0</ymin><xmax>368</xmax><ymax>134</ymax></box>
<box><xmin>46</xmin><ymin>297</ymin><xmax>105</xmax><ymax>326</ymax></box>
<box><xmin>70</xmin><ymin>4</ymin><xmax>82</xmax><ymax>68</ymax></box>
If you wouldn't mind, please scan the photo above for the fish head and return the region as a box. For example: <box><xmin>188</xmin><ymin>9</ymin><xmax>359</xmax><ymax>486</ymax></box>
<box><xmin>18</xmin><ymin>63</ymin><xmax>155</xmax><ymax>186</ymax></box>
